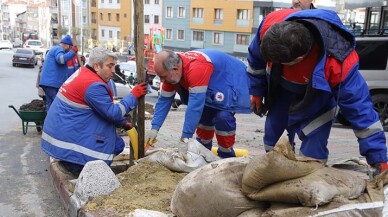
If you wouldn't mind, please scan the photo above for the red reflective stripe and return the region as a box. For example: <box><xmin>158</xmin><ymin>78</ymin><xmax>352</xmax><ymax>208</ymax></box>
<box><xmin>215</xmin><ymin>134</ymin><xmax>235</xmax><ymax>149</ymax></box>
<box><xmin>324</xmin><ymin>50</ymin><xmax>359</xmax><ymax>88</ymax></box>
<box><xmin>196</xmin><ymin>127</ymin><xmax>214</xmax><ymax>140</ymax></box>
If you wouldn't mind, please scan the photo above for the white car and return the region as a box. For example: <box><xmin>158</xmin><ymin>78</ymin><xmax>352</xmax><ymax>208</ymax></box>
<box><xmin>0</xmin><ymin>40</ymin><xmax>13</xmax><ymax>49</ymax></box>
<box><xmin>23</xmin><ymin>39</ymin><xmax>46</xmax><ymax>55</ymax></box>
<box><xmin>119</xmin><ymin>61</ymin><xmax>137</xmax><ymax>79</ymax></box>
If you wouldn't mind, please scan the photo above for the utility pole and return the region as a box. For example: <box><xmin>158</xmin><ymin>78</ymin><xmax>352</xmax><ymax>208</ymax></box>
<box><xmin>134</xmin><ymin>0</ymin><xmax>145</xmax><ymax>160</ymax></box>
<box><xmin>71</xmin><ymin>0</ymin><xmax>76</xmax><ymax>44</ymax></box>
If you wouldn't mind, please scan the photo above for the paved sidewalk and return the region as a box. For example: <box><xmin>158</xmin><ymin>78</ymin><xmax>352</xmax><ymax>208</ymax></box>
<box><xmin>144</xmin><ymin>105</ymin><xmax>388</xmax><ymax>164</ymax></box>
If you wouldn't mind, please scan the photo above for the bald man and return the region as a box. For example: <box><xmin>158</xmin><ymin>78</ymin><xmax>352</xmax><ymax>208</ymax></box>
<box><xmin>146</xmin><ymin>49</ymin><xmax>251</xmax><ymax>158</ymax></box>
<box><xmin>292</xmin><ymin>0</ymin><xmax>315</xmax><ymax>10</ymax></box>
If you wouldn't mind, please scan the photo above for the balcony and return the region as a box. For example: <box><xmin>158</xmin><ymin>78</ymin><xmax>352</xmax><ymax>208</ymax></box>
<box><xmin>213</xmin><ymin>19</ymin><xmax>223</xmax><ymax>25</ymax></box>
<box><xmin>92</xmin><ymin>1</ymin><xmax>97</xmax><ymax>7</ymax></box>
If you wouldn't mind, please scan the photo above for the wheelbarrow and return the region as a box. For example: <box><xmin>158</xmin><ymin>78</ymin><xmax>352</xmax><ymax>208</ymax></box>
<box><xmin>9</xmin><ymin>105</ymin><xmax>46</xmax><ymax>135</ymax></box>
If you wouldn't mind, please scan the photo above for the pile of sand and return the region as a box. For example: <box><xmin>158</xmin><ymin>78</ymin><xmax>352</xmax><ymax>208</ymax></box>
<box><xmin>84</xmin><ymin>161</ymin><xmax>187</xmax><ymax>216</ymax></box>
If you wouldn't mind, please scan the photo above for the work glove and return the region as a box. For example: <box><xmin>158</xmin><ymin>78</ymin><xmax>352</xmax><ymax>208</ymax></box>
<box><xmin>250</xmin><ymin>95</ymin><xmax>267</xmax><ymax>117</ymax></box>
<box><xmin>145</xmin><ymin>129</ymin><xmax>158</xmax><ymax>147</ymax></box>
<box><xmin>131</xmin><ymin>83</ymin><xmax>147</xmax><ymax>99</ymax></box>
<box><xmin>371</xmin><ymin>162</ymin><xmax>388</xmax><ymax>178</ymax></box>
<box><xmin>122</xmin><ymin>121</ymin><xmax>133</xmax><ymax>131</ymax></box>
<box><xmin>72</xmin><ymin>45</ymin><xmax>78</xmax><ymax>53</ymax></box>
<box><xmin>180</xmin><ymin>138</ymin><xmax>189</xmax><ymax>143</ymax></box>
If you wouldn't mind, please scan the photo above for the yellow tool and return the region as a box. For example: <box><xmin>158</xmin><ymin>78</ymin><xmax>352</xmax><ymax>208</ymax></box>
<box><xmin>127</xmin><ymin>127</ymin><xmax>139</xmax><ymax>160</ymax></box>
<box><xmin>211</xmin><ymin>147</ymin><xmax>248</xmax><ymax>157</ymax></box>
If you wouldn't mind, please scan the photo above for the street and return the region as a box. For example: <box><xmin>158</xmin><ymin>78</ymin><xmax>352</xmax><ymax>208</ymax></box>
<box><xmin>0</xmin><ymin>49</ymin><xmax>158</xmax><ymax>217</ymax></box>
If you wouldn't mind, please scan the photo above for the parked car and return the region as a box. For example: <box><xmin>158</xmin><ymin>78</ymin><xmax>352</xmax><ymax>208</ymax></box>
<box><xmin>0</xmin><ymin>40</ymin><xmax>13</xmax><ymax>49</ymax></box>
<box><xmin>119</xmin><ymin>61</ymin><xmax>137</xmax><ymax>79</ymax></box>
<box><xmin>151</xmin><ymin>75</ymin><xmax>161</xmax><ymax>92</ymax></box>
<box><xmin>12</xmin><ymin>48</ymin><xmax>37</xmax><ymax>68</ymax></box>
<box><xmin>23</xmin><ymin>39</ymin><xmax>46</xmax><ymax>55</ymax></box>
<box><xmin>336</xmin><ymin>36</ymin><xmax>388</xmax><ymax>131</ymax></box>
<box><xmin>12</xmin><ymin>38</ymin><xmax>22</xmax><ymax>48</ymax></box>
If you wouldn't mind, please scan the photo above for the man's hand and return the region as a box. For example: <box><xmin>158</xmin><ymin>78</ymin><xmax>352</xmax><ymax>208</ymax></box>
<box><xmin>72</xmin><ymin>45</ymin><xmax>78</xmax><ymax>53</ymax></box>
<box><xmin>251</xmin><ymin>95</ymin><xmax>266</xmax><ymax>117</ymax></box>
<box><xmin>145</xmin><ymin>129</ymin><xmax>158</xmax><ymax>147</ymax></box>
<box><xmin>131</xmin><ymin>83</ymin><xmax>147</xmax><ymax>99</ymax></box>
<box><xmin>122</xmin><ymin>121</ymin><xmax>133</xmax><ymax>131</ymax></box>
<box><xmin>371</xmin><ymin>162</ymin><xmax>388</xmax><ymax>177</ymax></box>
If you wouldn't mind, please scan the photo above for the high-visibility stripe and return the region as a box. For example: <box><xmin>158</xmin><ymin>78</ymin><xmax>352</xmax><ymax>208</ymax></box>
<box><xmin>215</xmin><ymin>129</ymin><xmax>235</xmax><ymax>136</ymax></box>
<box><xmin>247</xmin><ymin>64</ymin><xmax>266</xmax><ymax>75</ymax></box>
<box><xmin>160</xmin><ymin>89</ymin><xmax>176</xmax><ymax>97</ymax></box>
<box><xmin>354</xmin><ymin>120</ymin><xmax>383</xmax><ymax>139</ymax></box>
<box><xmin>57</xmin><ymin>92</ymin><xmax>90</xmax><ymax>109</ymax></box>
<box><xmin>118</xmin><ymin>103</ymin><xmax>126</xmax><ymax>116</ymax></box>
<box><xmin>198</xmin><ymin>124</ymin><xmax>214</xmax><ymax>131</ymax></box>
<box><xmin>59</xmin><ymin>55</ymin><xmax>65</xmax><ymax>64</ymax></box>
<box><xmin>42</xmin><ymin>132</ymin><xmax>114</xmax><ymax>161</ymax></box>
<box><xmin>189</xmin><ymin>86</ymin><xmax>207</xmax><ymax>93</ymax></box>
<box><xmin>302</xmin><ymin>106</ymin><xmax>337</xmax><ymax>136</ymax></box>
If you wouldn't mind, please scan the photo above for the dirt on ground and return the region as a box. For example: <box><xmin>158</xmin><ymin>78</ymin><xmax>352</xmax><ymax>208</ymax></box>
<box><xmin>84</xmin><ymin>161</ymin><xmax>187</xmax><ymax>216</ymax></box>
<box><xmin>19</xmin><ymin>99</ymin><xmax>45</xmax><ymax>111</ymax></box>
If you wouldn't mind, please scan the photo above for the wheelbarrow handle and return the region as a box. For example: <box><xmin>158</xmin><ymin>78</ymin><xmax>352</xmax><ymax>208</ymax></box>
<box><xmin>8</xmin><ymin>105</ymin><xmax>22</xmax><ymax>119</ymax></box>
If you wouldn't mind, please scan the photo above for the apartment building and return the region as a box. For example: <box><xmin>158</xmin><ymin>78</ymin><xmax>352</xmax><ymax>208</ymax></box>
<box><xmin>90</xmin><ymin>0</ymin><xmax>133</xmax><ymax>50</ymax></box>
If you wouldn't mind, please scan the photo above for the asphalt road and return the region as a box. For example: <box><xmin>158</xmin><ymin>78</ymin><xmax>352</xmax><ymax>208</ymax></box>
<box><xmin>0</xmin><ymin>49</ymin><xmax>159</xmax><ymax>217</ymax></box>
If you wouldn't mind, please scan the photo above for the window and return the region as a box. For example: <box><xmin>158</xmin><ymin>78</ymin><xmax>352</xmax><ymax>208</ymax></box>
<box><xmin>145</xmin><ymin>0</ymin><xmax>149</xmax><ymax>4</ymax></box>
<box><xmin>124</xmin><ymin>13</ymin><xmax>127</xmax><ymax>18</ymax></box>
<box><xmin>357</xmin><ymin>40</ymin><xmax>388</xmax><ymax>70</ymax></box>
<box><xmin>117</xmin><ymin>31</ymin><xmax>120</xmax><ymax>39</ymax></box>
<box><xmin>116</xmin><ymin>13</ymin><xmax>119</xmax><ymax>21</ymax></box>
<box><xmin>237</xmin><ymin>9</ymin><xmax>249</xmax><ymax>20</ymax></box>
<box><xmin>193</xmin><ymin>31</ymin><xmax>204</xmax><ymax>41</ymax></box>
<box><xmin>166</xmin><ymin>29</ymin><xmax>172</xmax><ymax>40</ymax></box>
<box><xmin>108</xmin><ymin>13</ymin><xmax>111</xmax><ymax>21</ymax></box>
<box><xmin>236</xmin><ymin>34</ymin><xmax>250</xmax><ymax>45</ymax></box>
<box><xmin>193</xmin><ymin>8</ymin><xmax>203</xmax><ymax>18</ymax></box>
<box><xmin>109</xmin><ymin>0</ymin><xmax>112</xmax><ymax>3</ymax></box>
<box><xmin>166</xmin><ymin>7</ymin><xmax>173</xmax><ymax>18</ymax></box>
<box><xmin>100</xmin><ymin>13</ymin><xmax>103</xmax><ymax>21</ymax></box>
<box><xmin>213</xmin><ymin>32</ymin><xmax>223</xmax><ymax>45</ymax></box>
<box><xmin>178</xmin><ymin>29</ymin><xmax>184</xmax><ymax>40</ymax></box>
<box><xmin>178</xmin><ymin>7</ymin><xmax>185</xmax><ymax>18</ymax></box>
<box><xmin>109</xmin><ymin>30</ymin><xmax>112</xmax><ymax>38</ymax></box>
<box><xmin>214</xmin><ymin>9</ymin><xmax>223</xmax><ymax>20</ymax></box>
<box><xmin>117</xmin><ymin>0</ymin><xmax>119</xmax><ymax>3</ymax></box>
<box><xmin>101</xmin><ymin>0</ymin><xmax>104</xmax><ymax>3</ymax></box>
<box><xmin>145</xmin><ymin>15</ymin><xmax>150</xmax><ymax>23</ymax></box>
<box><xmin>154</xmin><ymin>0</ymin><xmax>159</xmax><ymax>4</ymax></box>
<box><xmin>154</xmin><ymin>15</ymin><xmax>159</xmax><ymax>24</ymax></box>
<box><xmin>101</xmin><ymin>30</ymin><xmax>105</xmax><ymax>37</ymax></box>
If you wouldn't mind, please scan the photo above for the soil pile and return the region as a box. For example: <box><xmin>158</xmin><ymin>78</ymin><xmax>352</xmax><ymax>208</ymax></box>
<box><xmin>19</xmin><ymin>99</ymin><xmax>45</xmax><ymax>111</ymax></box>
<box><xmin>84</xmin><ymin>161</ymin><xmax>187</xmax><ymax>216</ymax></box>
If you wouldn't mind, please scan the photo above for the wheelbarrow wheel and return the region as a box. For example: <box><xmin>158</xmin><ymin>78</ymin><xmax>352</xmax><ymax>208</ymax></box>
<box><xmin>35</xmin><ymin>121</ymin><xmax>43</xmax><ymax>132</ymax></box>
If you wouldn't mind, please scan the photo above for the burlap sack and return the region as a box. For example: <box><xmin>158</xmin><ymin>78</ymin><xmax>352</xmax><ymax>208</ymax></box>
<box><xmin>242</xmin><ymin>136</ymin><xmax>324</xmax><ymax>196</ymax></box>
<box><xmin>171</xmin><ymin>157</ymin><xmax>268</xmax><ymax>217</ymax></box>
<box><xmin>253</xmin><ymin>166</ymin><xmax>366</xmax><ymax>206</ymax></box>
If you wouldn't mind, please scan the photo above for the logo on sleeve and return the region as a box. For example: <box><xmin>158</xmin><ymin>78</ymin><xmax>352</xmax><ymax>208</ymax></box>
<box><xmin>215</xmin><ymin>92</ymin><xmax>224</xmax><ymax>102</ymax></box>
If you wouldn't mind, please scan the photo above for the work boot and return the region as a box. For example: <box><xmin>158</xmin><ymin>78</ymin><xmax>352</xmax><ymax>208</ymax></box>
<box><xmin>217</xmin><ymin>147</ymin><xmax>236</xmax><ymax>158</ymax></box>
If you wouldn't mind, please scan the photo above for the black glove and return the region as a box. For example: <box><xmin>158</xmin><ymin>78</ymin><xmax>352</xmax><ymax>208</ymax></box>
<box><xmin>122</xmin><ymin>122</ymin><xmax>133</xmax><ymax>131</ymax></box>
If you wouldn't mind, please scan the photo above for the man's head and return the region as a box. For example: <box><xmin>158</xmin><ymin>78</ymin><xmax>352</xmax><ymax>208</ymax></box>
<box><xmin>60</xmin><ymin>35</ymin><xmax>73</xmax><ymax>52</ymax></box>
<box><xmin>260</xmin><ymin>21</ymin><xmax>313</xmax><ymax>65</ymax></box>
<box><xmin>88</xmin><ymin>47</ymin><xmax>117</xmax><ymax>82</ymax></box>
<box><xmin>292</xmin><ymin>0</ymin><xmax>314</xmax><ymax>10</ymax></box>
<box><xmin>154</xmin><ymin>50</ymin><xmax>182</xmax><ymax>84</ymax></box>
